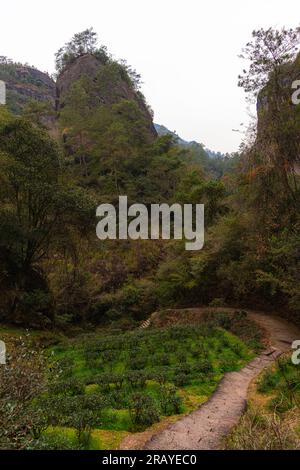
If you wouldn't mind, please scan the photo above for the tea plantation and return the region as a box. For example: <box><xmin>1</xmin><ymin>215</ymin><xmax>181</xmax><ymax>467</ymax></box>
<box><xmin>30</xmin><ymin>314</ymin><xmax>262</xmax><ymax>449</ymax></box>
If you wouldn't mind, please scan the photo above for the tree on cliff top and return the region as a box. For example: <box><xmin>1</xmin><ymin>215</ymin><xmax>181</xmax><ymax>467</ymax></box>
<box><xmin>238</xmin><ymin>27</ymin><xmax>300</xmax><ymax>98</ymax></box>
<box><xmin>55</xmin><ymin>28</ymin><xmax>109</xmax><ymax>74</ymax></box>
<box><xmin>239</xmin><ymin>27</ymin><xmax>300</xmax><ymax>201</ymax></box>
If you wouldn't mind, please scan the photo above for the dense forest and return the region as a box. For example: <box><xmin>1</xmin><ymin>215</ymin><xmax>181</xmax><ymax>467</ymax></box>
<box><xmin>0</xmin><ymin>28</ymin><xmax>236</xmax><ymax>330</ymax></box>
<box><xmin>0</xmin><ymin>28</ymin><xmax>299</xmax><ymax>330</ymax></box>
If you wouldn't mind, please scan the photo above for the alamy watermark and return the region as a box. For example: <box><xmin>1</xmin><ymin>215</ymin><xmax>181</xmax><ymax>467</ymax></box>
<box><xmin>0</xmin><ymin>80</ymin><xmax>6</xmax><ymax>105</ymax></box>
<box><xmin>0</xmin><ymin>340</ymin><xmax>6</xmax><ymax>365</ymax></box>
<box><xmin>96</xmin><ymin>196</ymin><xmax>204</xmax><ymax>251</ymax></box>
<box><xmin>292</xmin><ymin>340</ymin><xmax>300</xmax><ymax>365</ymax></box>
<box><xmin>291</xmin><ymin>80</ymin><xmax>300</xmax><ymax>105</ymax></box>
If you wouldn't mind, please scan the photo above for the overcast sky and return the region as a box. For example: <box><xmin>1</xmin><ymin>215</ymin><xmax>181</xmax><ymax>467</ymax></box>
<box><xmin>1</xmin><ymin>0</ymin><xmax>299</xmax><ymax>152</ymax></box>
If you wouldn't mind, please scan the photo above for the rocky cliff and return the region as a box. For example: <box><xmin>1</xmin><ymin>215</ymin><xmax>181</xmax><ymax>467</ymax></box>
<box><xmin>56</xmin><ymin>53</ymin><xmax>157</xmax><ymax>137</ymax></box>
<box><xmin>0</xmin><ymin>60</ymin><xmax>56</xmax><ymax>113</ymax></box>
<box><xmin>0</xmin><ymin>54</ymin><xmax>157</xmax><ymax>139</ymax></box>
<box><xmin>255</xmin><ymin>53</ymin><xmax>300</xmax><ymax>176</ymax></box>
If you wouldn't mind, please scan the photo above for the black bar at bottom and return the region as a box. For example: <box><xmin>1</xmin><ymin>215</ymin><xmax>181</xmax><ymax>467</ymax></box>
<box><xmin>0</xmin><ymin>450</ymin><xmax>299</xmax><ymax>466</ymax></box>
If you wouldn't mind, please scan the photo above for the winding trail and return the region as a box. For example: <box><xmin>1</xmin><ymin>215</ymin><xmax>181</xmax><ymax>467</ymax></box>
<box><xmin>142</xmin><ymin>310</ymin><xmax>300</xmax><ymax>450</ymax></box>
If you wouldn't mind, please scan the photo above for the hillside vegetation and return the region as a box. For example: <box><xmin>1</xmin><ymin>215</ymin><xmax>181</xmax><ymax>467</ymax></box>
<box><xmin>0</xmin><ymin>310</ymin><xmax>262</xmax><ymax>449</ymax></box>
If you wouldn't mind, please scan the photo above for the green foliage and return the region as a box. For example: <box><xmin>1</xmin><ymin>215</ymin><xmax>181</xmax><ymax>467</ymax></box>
<box><xmin>159</xmin><ymin>385</ymin><xmax>182</xmax><ymax>415</ymax></box>
<box><xmin>49</xmin><ymin>377</ymin><xmax>85</xmax><ymax>397</ymax></box>
<box><xmin>0</xmin><ymin>59</ymin><xmax>55</xmax><ymax>114</ymax></box>
<box><xmin>0</xmin><ymin>335</ymin><xmax>46</xmax><ymax>449</ymax></box>
<box><xmin>258</xmin><ymin>370</ymin><xmax>280</xmax><ymax>393</ymax></box>
<box><xmin>129</xmin><ymin>393</ymin><xmax>160</xmax><ymax>431</ymax></box>
<box><xmin>30</xmin><ymin>431</ymin><xmax>81</xmax><ymax>450</ymax></box>
<box><xmin>39</xmin><ymin>322</ymin><xmax>254</xmax><ymax>439</ymax></box>
<box><xmin>70</xmin><ymin>409</ymin><xmax>94</xmax><ymax>448</ymax></box>
<box><xmin>0</xmin><ymin>111</ymin><xmax>95</xmax><ymax>324</ymax></box>
<box><xmin>55</xmin><ymin>28</ymin><xmax>108</xmax><ymax>73</ymax></box>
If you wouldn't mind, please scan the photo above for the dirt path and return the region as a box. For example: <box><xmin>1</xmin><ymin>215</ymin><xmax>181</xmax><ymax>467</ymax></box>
<box><xmin>142</xmin><ymin>311</ymin><xmax>300</xmax><ymax>450</ymax></box>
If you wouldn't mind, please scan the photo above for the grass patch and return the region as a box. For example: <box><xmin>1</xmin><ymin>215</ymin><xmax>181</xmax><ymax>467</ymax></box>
<box><xmin>226</xmin><ymin>355</ymin><xmax>300</xmax><ymax>450</ymax></box>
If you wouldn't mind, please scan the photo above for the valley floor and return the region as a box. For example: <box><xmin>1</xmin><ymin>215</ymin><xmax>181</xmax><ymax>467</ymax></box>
<box><xmin>120</xmin><ymin>310</ymin><xmax>300</xmax><ymax>450</ymax></box>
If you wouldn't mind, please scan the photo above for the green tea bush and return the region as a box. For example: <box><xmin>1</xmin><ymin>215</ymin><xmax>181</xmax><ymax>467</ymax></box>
<box><xmin>84</xmin><ymin>350</ymin><xmax>101</xmax><ymax>369</ymax></box>
<box><xmin>43</xmin><ymin>321</ymin><xmax>255</xmax><ymax>437</ymax></box>
<box><xmin>151</xmin><ymin>353</ymin><xmax>170</xmax><ymax>366</ymax></box>
<box><xmin>49</xmin><ymin>377</ymin><xmax>85</xmax><ymax>397</ymax></box>
<box><xmin>159</xmin><ymin>385</ymin><xmax>182</xmax><ymax>415</ymax></box>
<box><xmin>175</xmin><ymin>364</ymin><xmax>191</xmax><ymax>376</ymax></box>
<box><xmin>164</xmin><ymin>342</ymin><xmax>178</xmax><ymax>353</ymax></box>
<box><xmin>151</xmin><ymin>372</ymin><xmax>168</xmax><ymax>385</ymax></box>
<box><xmin>194</xmin><ymin>359</ymin><xmax>213</xmax><ymax>374</ymax></box>
<box><xmin>126</xmin><ymin>371</ymin><xmax>148</xmax><ymax>389</ymax></box>
<box><xmin>175</xmin><ymin>352</ymin><xmax>187</xmax><ymax>363</ymax></box>
<box><xmin>174</xmin><ymin>373</ymin><xmax>189</xmax><ymax>387</ymax></box>
<box><xmin>129</xmin><ymin>393</ymin><xmax>160</xmax><ymax>431</ymax></box>
<box><xmin>30</xmin><ymin>432</ymin><xmax>81</xmax><ymax>450</ymax></box>
<box><xmin>55</xmin><ymin>357</ymin><xmax>75</xmax><ymax>378</ymax></box>
<box><xmin>69</xmin><ymin>410</ymin><xmax>94</xmax><ymax>448</ymax></box>
<box><xmin>128</xmin><ymin>356</ymin><xmax>147</xmax><ymax>370</ymax></box>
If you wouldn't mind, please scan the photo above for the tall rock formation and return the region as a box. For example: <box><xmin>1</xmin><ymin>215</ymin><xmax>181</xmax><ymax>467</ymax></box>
<box><xmin>0</xmin><ymin>54</ymin><xmax>157</xmax><ymax>139</ymax></box>
<box><xmin>0</xmin><ymin>59</ymin><xmax>56</xmax><ymax>113</ymax></box>
<box><xmin>56</xmin><ymin>53</ymin><xmax>157</xmax><ymax>138</ymax></box>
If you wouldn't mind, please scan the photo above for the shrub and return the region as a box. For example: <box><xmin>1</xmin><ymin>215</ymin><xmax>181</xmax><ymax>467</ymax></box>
<box><xmin>107</xmin><ymin>390</ymin><xmax>129</xmax><ymax>409</ymax></box>
<box><xmin>219</xmin><ymin>358</ymin><xmax>237</xmax><ymax>373</ymax></box>
<box><xmin>174</xmin><ymin>373</ymin><xmax>189</xmax><ymax>387</ymax></box>
<box><xmin>84</xmin><ymin>350</ymin><xmax>101</xmax><ymax>369</ymax></box>
<box><xmin>129</xmin><ymin>394</ymin><xmax>160</xmax><ymax>431</ymax></box>
<box><xmin>39</xmin><ymin>396</ymin><xmax>79</xmax><ymax>425</ymax></box>
<box><xmin>151</xmin><ymin>372</ymin><xmax>168</xmax><ymax>385</ymax></box>
<box><xmin>151</xmin><ymin>352</ymin><xmax>170</xmax><ymax>366</ymax></box>
<box><xmin>230</xmin><ymin>342</ymin><xmax>245</xmax><ymax>357</ymax></box>
<box><xmin>164</xmin><ymin>342</ymin><xmax>178</xmax><ymax>353</ymax></box>
<box><xmin>0</xmin><ymin>336</ymin><xmax>46</xmax><ymax>449</ymax></box>
<box><xmin>30</xmin><ymin>432</ymin><xmax>81</xmax><ymax>450</ymax></box>
<box><xmin>128</xmin><ymin>356</ymin><xmax>147</xmax><ymax>370</ymax></box>
<box><xmin>101</xmin><ymin>350</ymin><xmax>119</xmax><ymax>371</ymax></box>
<box><xmin>49</xmin><ymin>378</ymin><xmax>85</xmax><ymax>397</ymax></box>
<box><xmin>28</xmin><ymin>407</ymin><xmax>49</xmax><ymax>440</ymax></box>
<box><xmin>175</xmin><ymin>364</ymin><xmax>191</xmax><ymax>376</ymax></box>
<box><xmin>69</xmin><ymin>410</ymin><xmax>94</xmax><ymax>448</ymax></box>
<box><xmin>81</xmin><ymin>394</ymin><xmax>108</xmax><ymax>413</ymax></box>
<box><xmin>175</xmin><ymin>352</ymin><xmax>187</xmax><ymax>363</ymax></box>
<box><xmin>126</xmin><ymin>371</ymin><xmax>148</xmax><ymax>389</ymax></box>
<box><xmin>55</xmin><ymin>357</ymin><xmax>75</xmax><ymax>378</ymax></box>
<box><xmin>215</xmin><ymin>313</ymin><xmax>233</xmax><ymax>330</ymax></box>
<box><xmin>94</xmin><ymin>373</ymin><xmax>125</xmax><ymax>391</ymax></box>
<box><xmin>258</xmin><ymin>370</ymin><xmax>279</xmax><ymax>393</ymax></box>
<box><xmin>209</xmin><ymin>298</ymin><xmax>226</xmax><ymax>308</ymax></box>
<box><xmin>195</xmin><ymin>359</ymin><xmax>213</xmax><ymax>374</ymax></box>
<box><xmin>159</xmin><ymin>386</ymin><xmax>182</xmax><ymax>415</ymax></box>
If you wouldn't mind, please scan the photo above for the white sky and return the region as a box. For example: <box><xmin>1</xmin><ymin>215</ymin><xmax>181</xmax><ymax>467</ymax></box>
<box><xmin>1</xmin><ymin>0</ymin><xmax>299</xmax><ymax>152</ymax></box>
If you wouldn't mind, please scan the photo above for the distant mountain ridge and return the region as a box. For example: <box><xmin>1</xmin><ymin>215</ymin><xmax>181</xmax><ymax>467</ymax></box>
<box><xmin>154</xmin><ymin>123</ymin><xmax>226</xmax><ymax>159</ymax></box>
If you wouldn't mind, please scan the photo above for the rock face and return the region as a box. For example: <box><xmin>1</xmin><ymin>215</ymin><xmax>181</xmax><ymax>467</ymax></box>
<box><xmin>0</xmin><ymin>54</ymin><xmax>157</xmax><ymax>139</ymax></box>
<box><xmin>255</xmin><ymin>54</ymin><xmax>300</xmax><ymax>176</ymax></box>
<box><xmin>56</xmin><ymin>53</ymin><xmax>157</xmax><ymax>137</ymax></box>
<box><xmin>0</xmin><ymin>62</ymin><xmax>56</xmax><ymax>113</ymax></box>
<box><xmin>56</xmin><ymin>54</ymin><xmax>102</xmax><ymax>104</ymax></box>
<box><xmin>256</xmin><ymin>53</ymin><xmax>300</xmax><ymax>129</ymax></box>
